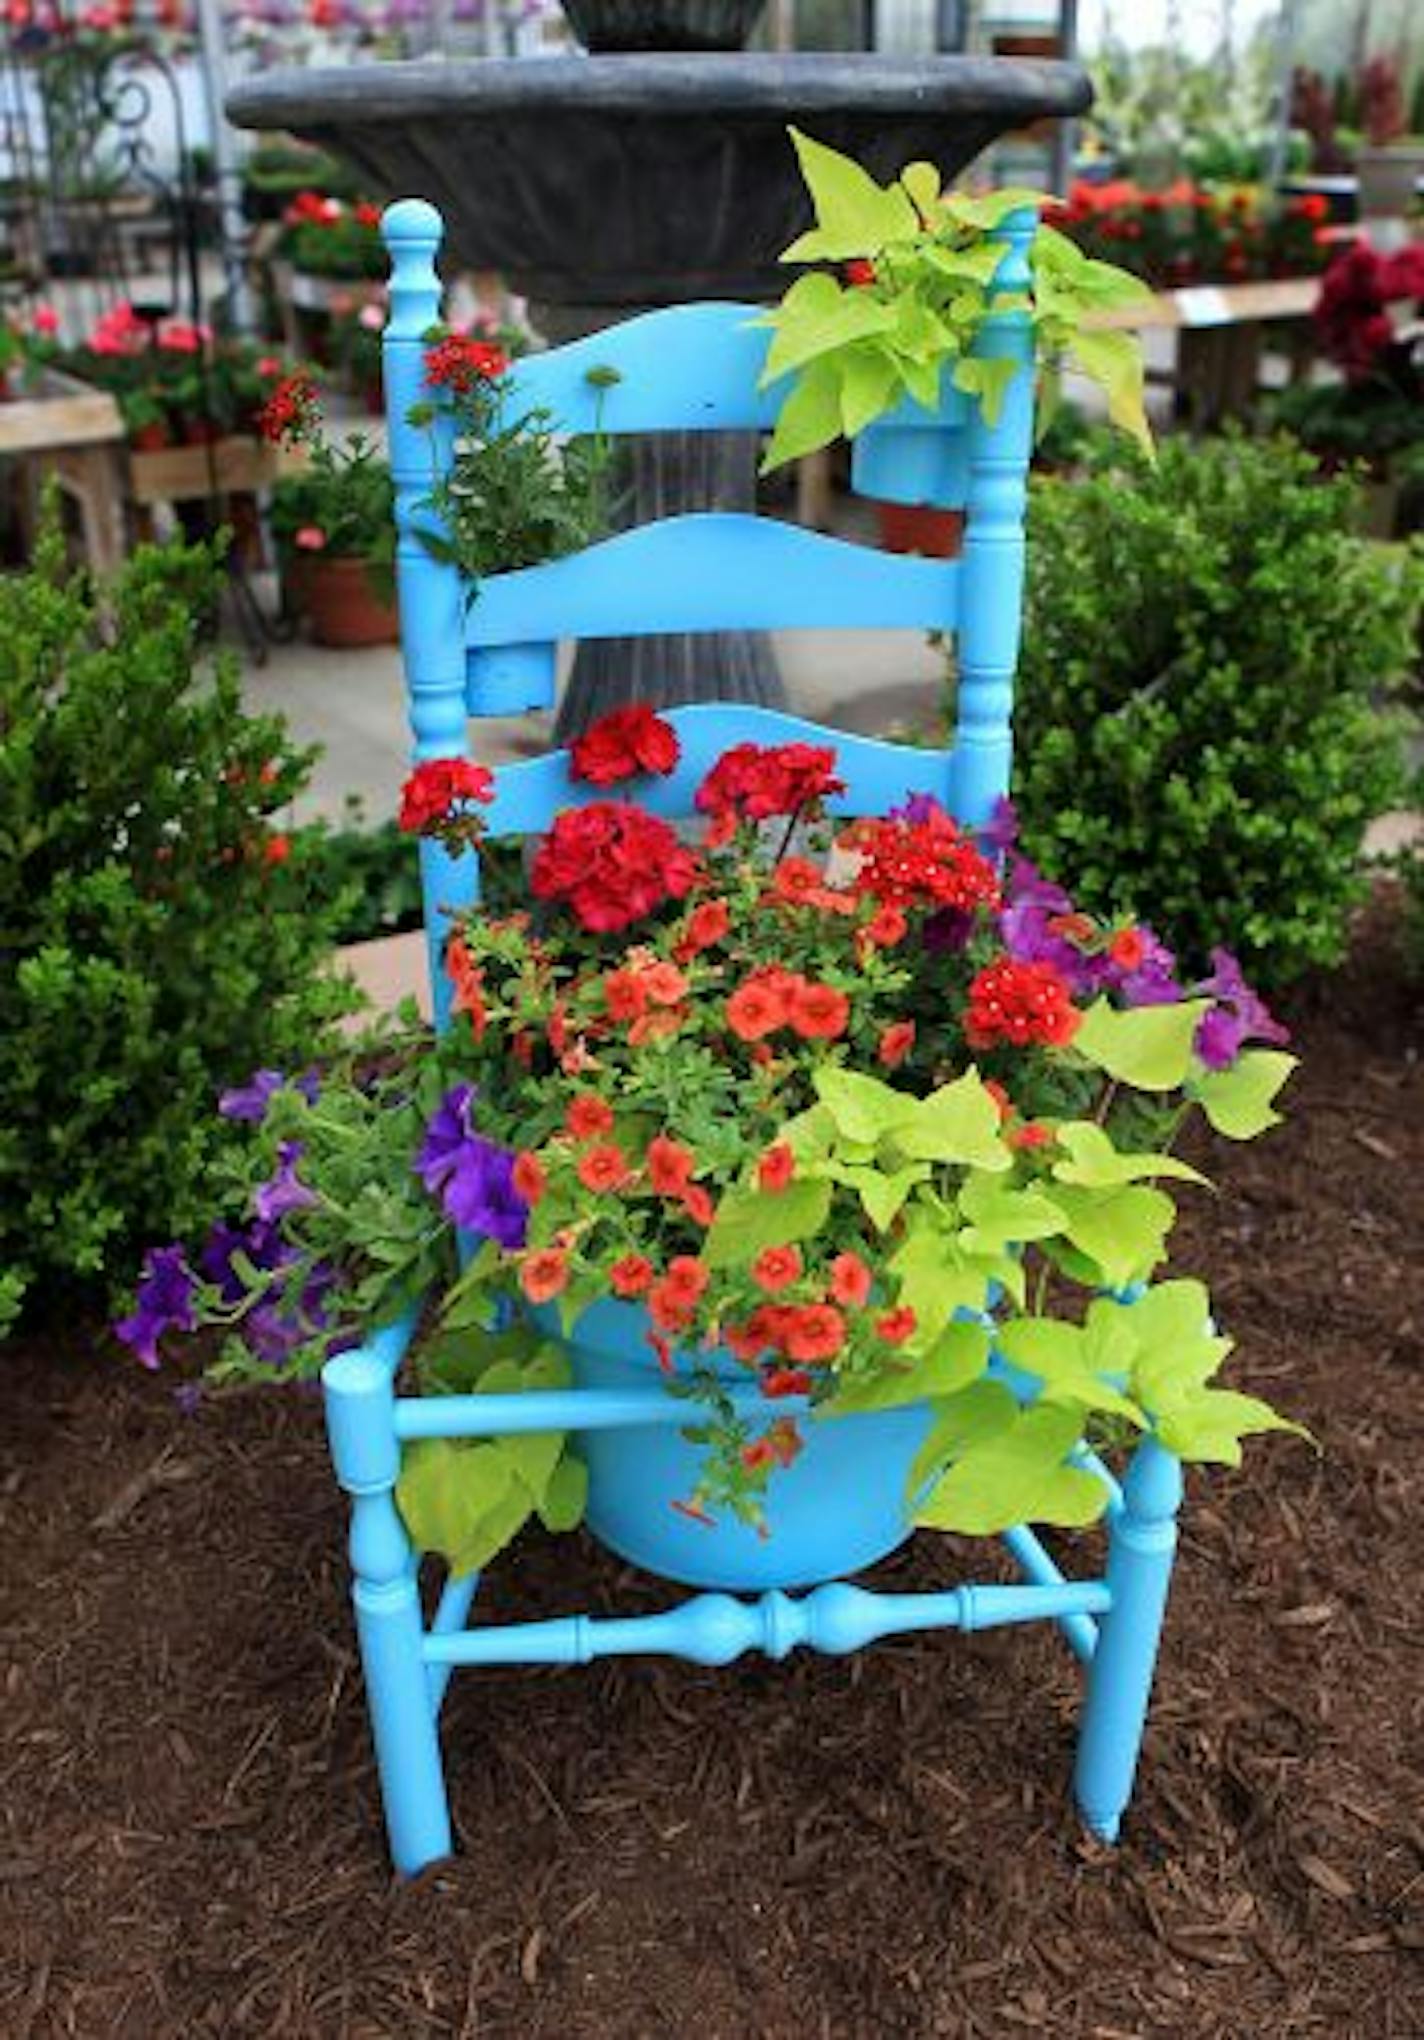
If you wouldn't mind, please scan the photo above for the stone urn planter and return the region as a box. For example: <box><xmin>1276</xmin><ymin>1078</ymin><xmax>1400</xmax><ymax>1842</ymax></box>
<box><xmin>559</xmin><ymin>0</ymin><xmax>766</xmax><ymax>50</ymax></box>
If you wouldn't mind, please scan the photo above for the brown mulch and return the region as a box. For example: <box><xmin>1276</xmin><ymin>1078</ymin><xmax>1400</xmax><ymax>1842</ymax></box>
<box><xmin>3</xmin><ymin>914</ymin><xmax>1422</xmax><ymax>2040</ymax></box>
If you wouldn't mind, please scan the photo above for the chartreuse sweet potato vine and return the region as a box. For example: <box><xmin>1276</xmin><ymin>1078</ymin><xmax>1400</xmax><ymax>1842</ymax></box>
<box><xmin>757</xmin><ymin>129</ymin><xmax>1154</xmax><ymax>470</ymax></box>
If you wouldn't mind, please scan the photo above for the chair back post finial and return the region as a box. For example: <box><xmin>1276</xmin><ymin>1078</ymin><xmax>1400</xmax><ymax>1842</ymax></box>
<box><xmin>955</xmin><ymin>204</ymin><xmax>1037</xmax><ymax>831</ymax></box>
<box><xmin>383</xmin><ymin>199</ymin><xmax>478</xmax><ymax>1034</ymax></box>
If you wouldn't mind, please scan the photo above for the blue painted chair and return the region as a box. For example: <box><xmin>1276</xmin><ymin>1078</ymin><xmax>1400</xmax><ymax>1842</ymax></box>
<box><xmin>322</xmin><ymin>197</ymin><xmax>1183</xmax><ymax>1877</ymax></box>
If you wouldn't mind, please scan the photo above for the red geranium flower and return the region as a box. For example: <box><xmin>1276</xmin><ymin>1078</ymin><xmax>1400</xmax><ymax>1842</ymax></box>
<box><xmin>695</xmin><ymin>742</ymin><xmax>845</xmax><ymax>826</ymax></box>
<box><xmin>569</xmin><ymin>704</ymin><xmax>681</xmax><ymax>786</ymax></box>
<box><xmin>398</xmin><ymin>757</ymin><xmax>496</xmax><ymax>836</ymax></box>
<box><xmin>424</xmin><ymin>332</ymin><xmax>509</xmax><ymax>395</ymax></box>
<box><xmin>531</xmin><ymin>802</ymin><xmax>700</xmax><ymax>933</ymax></box>
<box><xmin>847</xmin><ymin>811</ymin><xmax>1001</xmax><ymax>915</ymax></box>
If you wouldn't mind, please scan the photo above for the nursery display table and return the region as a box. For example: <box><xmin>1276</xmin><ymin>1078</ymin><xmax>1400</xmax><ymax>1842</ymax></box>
<box><xmin>1096</xmin><ymin>276</ymin><xmax>1321</xmax><ymax>429</ymax></box>
<box><xmin>0</xmin><ymin>368</ymin><xmax>127</xmax><ymax>574</ymax></box>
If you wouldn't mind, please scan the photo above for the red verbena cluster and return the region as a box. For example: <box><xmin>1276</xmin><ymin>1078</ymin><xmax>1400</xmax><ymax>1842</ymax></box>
<box><xmin>423</xmin><ymin>332</ymin><xmax>509</xmax><ymax>396</ymax></box>
<box><xmin>257</xmin><ymin>371</ymin><xmax>320</xmax><ymax>448</ymax></box>
<box><xmin>847</xmin><ymin>811</ymin><xmax>1002</xmax><ymax>914</ymax></box>
<box><xmin>530</xmin><ymin>802</ymin><xmax>700</xmax><ymax>933</ymax></box>
<box><xmin>694</xmin><ymin>741</ymin><xmax>845</xmax><ymax>826</ymax></box>
<box><xmin>569</xmin><ymin>704</ymin><xmax>681</xmax><ymax>786</ymax></box>
<box><xmin>964</xmin><ymin>957</ymin><xmax>1081</xmax><ymax>1051</ymax></box>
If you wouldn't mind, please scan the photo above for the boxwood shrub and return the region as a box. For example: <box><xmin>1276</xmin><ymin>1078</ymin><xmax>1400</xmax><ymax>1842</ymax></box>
<box><xmin>0</xmin><ymin>520</ymin><xmax>359</xmax><ymax>1335</ymax></box>
<box><xmin>1007</xmin><ymin>434</ymin><xmax>1422</xmax><ymax>986</ymax></box>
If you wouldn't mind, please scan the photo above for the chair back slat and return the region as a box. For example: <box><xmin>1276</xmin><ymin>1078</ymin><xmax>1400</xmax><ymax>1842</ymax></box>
<box><xmin>502</xmin><ymin>302</ymin><xmax>788</xmax><ymax>435</ymax></box>
<box><xmin>480</xmin><ymin>703</ymin><xmax>958</xmax><ymax>840</ymax></box>
<box><xmin>465</xmin><ymin>514</ymin><xmax>960</xmax><ymax>657</ymax></box>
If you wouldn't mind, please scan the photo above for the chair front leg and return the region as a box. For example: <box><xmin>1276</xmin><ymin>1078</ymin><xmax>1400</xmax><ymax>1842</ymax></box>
<box><xmin>1073</xmin><ymin>1435</ymin><xmax>1182</xmax><ymax>1843</ymax></box>
<box><xmin>326</xmin><ymin>1349</ymin><xmax>454</xmax><ymax>1877</ymax></box>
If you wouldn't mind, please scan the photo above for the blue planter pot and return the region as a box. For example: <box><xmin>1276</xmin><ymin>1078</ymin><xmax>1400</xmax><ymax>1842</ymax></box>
<box><xmin>541</xmin><ymin>1298</ymin><xmax>932</xmax><ymax>1591</ymax></box>
<box><xmin>850</xmin><ymin>393</ymin><xmax>970</xmax><ymax>510</ymax></box>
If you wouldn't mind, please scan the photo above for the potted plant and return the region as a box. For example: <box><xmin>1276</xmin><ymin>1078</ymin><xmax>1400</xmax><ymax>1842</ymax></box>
<box><xmin>121</xmin><ymin>711</ymin><xmax>1302</xmax><ymax>1585</ymax></box>
<box><xmin>1355</xmin><ymin>53</ymin><xmax>1424</xmax><ymax>221</ymax></box>
<box><xmin>754</xmin><ymin>132</ymin><xmax>1155</xmax><ymax>557</ymax></box>
<box><xmin>277</xmin><ymin>191</ymin><xmax>388</xmax><ymax>283</ymax></box>
<box><xmin>1272</xmin><ymin>239</ymin><xmax>1424</xmax><ymax>536</ymax></box>
<box><xmin>261</xmin><ymin>372</ymin><xmax>399</xmax><ymax>648</ymax></box>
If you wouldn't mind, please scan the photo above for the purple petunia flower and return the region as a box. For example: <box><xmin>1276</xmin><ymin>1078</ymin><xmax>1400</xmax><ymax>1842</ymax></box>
<box><xmin>218</xmin><ymin>1067</ymin><xmax>319</xmax><ymax>1124</ymax></box>
<box><xmin>1113</xmin><ymin>927</ymin><xmax>1183</xmax><ymax>1008</ymax></box>
<box><xmin>1192</xmin><ymin>948</ymin><xmax>1289</xmax><ymax>1071</ymax></box>
<box><xmin>415</xmin><ymin>1085</ymin><xmax>527</xmax><ymax>1248</ymax></box>
<box><xmin>114</xmin><ymin>1245</ymin><xmax>196</xmax><ymax>1370</ymax></box>
<box><xmin>253</xmin><ymin>1141</ymin><xmax>318</xmax><ymax>1223</ymax></box>
<box><xmin>981</xmin><ymin>795</ymin><xmax>1020</xmax><ymax>855</ymax></box>
<box><xmin>888</xmin><ymin>791</ymin><xmax>948</xmax><ymax>827</ymax></box>
<box><xmin>415</xmin><ymin>1083</ymin><xmax>476</xmax><ymax>1195</ymax></box>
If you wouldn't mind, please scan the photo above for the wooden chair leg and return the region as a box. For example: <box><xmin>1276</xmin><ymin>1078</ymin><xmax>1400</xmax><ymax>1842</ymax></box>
<box><xmin>325</xmin><ymin>1348</ymin><xmax>454</xmax><ymax>1877</ymax></box>
<box><xmin>1073</xmin><ymin>1437</ymin><xmax>1182</xmax><ymax>1842</ymax></box>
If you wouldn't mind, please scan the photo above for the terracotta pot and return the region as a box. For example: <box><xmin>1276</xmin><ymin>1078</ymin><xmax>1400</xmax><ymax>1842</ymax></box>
<box><xmin>287</xmin><ymin>553</ymin><xmax>399</xmax><ymax>648</ymax></box>
<box><xmin>129</xmin><ymin>423</ymin><xmax>170</xmax><ymax>452</ymax></box>
<box><xmin>875</xmin><ymin>501</ymin><xmax>965</xmax><ymax>560</ymax></box>
<box><xmin>181</xmin><ymin>417</ymin><xmax>222</xmax><ymax>446</ymax></box>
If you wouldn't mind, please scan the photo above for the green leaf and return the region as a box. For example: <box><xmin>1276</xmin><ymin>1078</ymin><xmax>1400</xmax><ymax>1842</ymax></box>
<box><xmin>951</xmin><ymin>354</ymin><xmax>1020</xmax><ymax>426</ymax></box>
<box><xmin>703</xmin><ymin>1176</ymin><xmax>832</xmax><ymax>1269</ymax></box>
<box><xmin>827</xmin><ymin>1321</ymin><xmax>989</xmax><ymax>1413</ymax></box>
<box><xmin>760</xmin><ymin>357</ymin><xmax>845</xmax><ymax>471</ymax></box>
<box><xmin>1154</xmin><ymin>1388</ymin><xmax>1313</xmax><ymax>1467</ymax></box>
<box><xmin>822</xmin><ymin>1159</ymin><xmax>929</xmax><ymax>1231</ymax></box>
<box><xmin>838</xmin><ymin>343</ymin><xmax>901</xmax><ymax>439</ymax></box>
<box><xmin>956</xmin><ymin>1174</ymin><xmax>1069</xmax><ymax>1255</ymax></box>
<box><xmin>993</xmin><ymin>1315</ymin><xmax>1144</xmax><ymax>1422</ymax></box>
<box><xmin>761</xmin><ymin>272</ymin><xmax>897</xmax><ymax>384</ymax></box>
<box><xmin>782</xmin><ymin>127</ymin><xmax>919</xmax><ymax>259</ymax></box>
<box><xmin>812</xmin><ymin>1064</ymin><xmax>916</xmax><ymax>1144</ymax></box>
<box><xmin>536</xmin><ymin>1452</ymin><xmax>588</xmax><ymax>1533</ymax></box>
<box><xmin>1190</xmin><ymin>1050</ymin><xmax>1297</xmax><ymax>1140</ymax></box>
<box><xmin>1050</xmin><ymin>1182</ymin><xmax>1175</xmax><ymax>1290</ymax></box>
<box><xmin>888</xmin><ymin>1223</ymin><xmax>1004</xmax><ymax>1332</ymax></box>
<box><xmin>1050</xmin><ymin>1120</ymin><xmax>1208</xmax><ymax>1189</ymax></box>
<box><xmin>916</xmin><ymin>1402</ymin><xmax>1107</xmax><ymax>1534</ymax></box>
<box><xmin>909</xmin><ymin>1377</ymin><xmax>1019</xmax><ymax>1491</ymax></box>
<box><xmin>396</xmin><ymin>1438</ymin><xmax>528</xmax><ymax>1576</ymax></box>
<box><xmin>1073</xmin><ymin>997</ymin><xmax>1212</xmax><ymax>1091</ymax></box>
<box><xmin>900</xmin><ymin>160</ymin><xmax>941</xmax><ymax>217</ymax></box>
<box><xmin>1063</xmin><ymin>327</ymin><xmax>1153</xmax><ymax>456</ymax></box>
<box><xmin>897</xmin><ymin>1072</ymin><xmax>1012</xmax><ymax>1170</ymax></box>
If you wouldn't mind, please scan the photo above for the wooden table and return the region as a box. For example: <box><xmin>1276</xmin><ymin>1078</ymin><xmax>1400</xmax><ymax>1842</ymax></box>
<box><xmin>1096</xmin><ymin>276</ymin><xmax>1323</xmax><ymax>430</ymax></box>
<box><xmin>0</xmin><ymin>369</ymin><xmax>127</xmax><ymax>573</ymax></box>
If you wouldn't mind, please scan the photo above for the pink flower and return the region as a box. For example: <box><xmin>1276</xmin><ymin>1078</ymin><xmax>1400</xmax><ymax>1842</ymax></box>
<box><xmin>358</xmin><ymin>301</ymin><xmax>386</xmax><ymax>331</ymax></box>
<box><xmin>32</xmin><ymin>303</ymin><xmax>58</xmax><ymax>336</ymax></box>
<box><xmin>294</xmin><ymin>526</ymin><xmax>327</xmax><ymax>552</ymax></box>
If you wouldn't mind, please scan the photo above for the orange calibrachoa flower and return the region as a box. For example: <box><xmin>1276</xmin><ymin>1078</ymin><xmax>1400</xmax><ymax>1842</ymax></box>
<box><xmin>577</xmin><ymin>1143</ymin><xmax>631</xmax><ymax>1193</ymax></box>
<box><xmin>753</xmin><ymin>1244</ymin><xmax>802</xmax><ymax>1293</ymax></box>
<box><xmin>680</xmin><ymin>1184</ymin><xmax>716</xmax><ymax>1227</ymax></box>
<box><xmin>875</xmin><ymin>1306</ymin><xmax>917</xmax><ymax>1346</ymax></box>
<box><xmin>566</xmin><ymin>1093</ymin><xmax>615</xmax><ymax>1141</ymax></box>
<box><xmin>602</xmin><ymin>968</ymin><xmax>646</xmax><ymax>1022</ymax></box>
<box><xmin>610</xmin><ymin>1253</ymin><xmax>655</xmax><ymax>1298</ymax></box>
<box><xmin>829</xmin><ymin>1251</ymin><xmax>872</xmax><ymax>1307</ymax></box>
<box><xmin>520</xmin><ymin>1247</ymin><xmax>569</xmax><ymax>1304</ymax></box>
<box><xmin>726</xmin><ymin>976</ymin><xmax>790</xmax><ymax>1042</ymax></box>
<box><xmin>512</xmin><ymin>1152</ymin><xmax>547</xmax><ymax>1204</ymax></box>
<box><xmin>758</xmin><ymin>1142</ymin><xmax>795</xmax><ymax>1193</ymax></box>
<box><xmin>783</xmin><ymin>1304</ymin><xmax>846</xmax><ymax>1363</ymax></box>
<box><xmin>789</xmin><ymin>980</ymin><xmax>850</xmax><ymax>1041</ymax></box>
<box><xmin>674</xmin><ymin>897</ymin><xmax>731</xmax><ymax>960</ymax></box>
<box><xmin>878</xmin><ymin>1020</ymin><xmax>915</xmax><ymax>1068</ymax></box>
<box><xmin>646</xmin><ymin>1135</ymin><xmax>696</xmax><ymax>1196</ymax></box>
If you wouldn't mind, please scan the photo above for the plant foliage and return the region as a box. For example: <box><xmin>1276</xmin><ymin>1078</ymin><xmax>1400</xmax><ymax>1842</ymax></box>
<box><xmin>1006</xmin><ymin>434</ymin><xmax>1422</xmax><ymax>984</ymax></box>
<box><xmin>0</xmin><ymin>514</ymin><xmax>358</xmax><ymax>1334</ymax></box>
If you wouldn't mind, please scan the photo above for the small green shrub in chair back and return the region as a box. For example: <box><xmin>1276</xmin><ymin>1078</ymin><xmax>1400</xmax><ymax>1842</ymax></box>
<box><xmin>1006</xmin><ymin>434</ymin><xmax>1423</xmax><ymax>987</ymax></box>
<box><xmin>0</xmin><ymin>518</ymin><xmax>359</xmax><ymax>1335</ymax></box>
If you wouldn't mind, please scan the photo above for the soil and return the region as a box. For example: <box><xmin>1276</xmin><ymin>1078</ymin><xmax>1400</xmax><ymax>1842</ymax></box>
<box><xmin>3</xmin><ymin>911</ymin><xmax>1422</xmax><ymax>2040</ymax></box>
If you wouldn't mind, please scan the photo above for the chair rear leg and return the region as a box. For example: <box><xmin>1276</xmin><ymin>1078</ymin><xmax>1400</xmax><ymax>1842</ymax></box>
<box><xmin>1073</xmin><ymin>1437</ymin><xmax>1182</xmax><ymax>1842</ymax></box>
